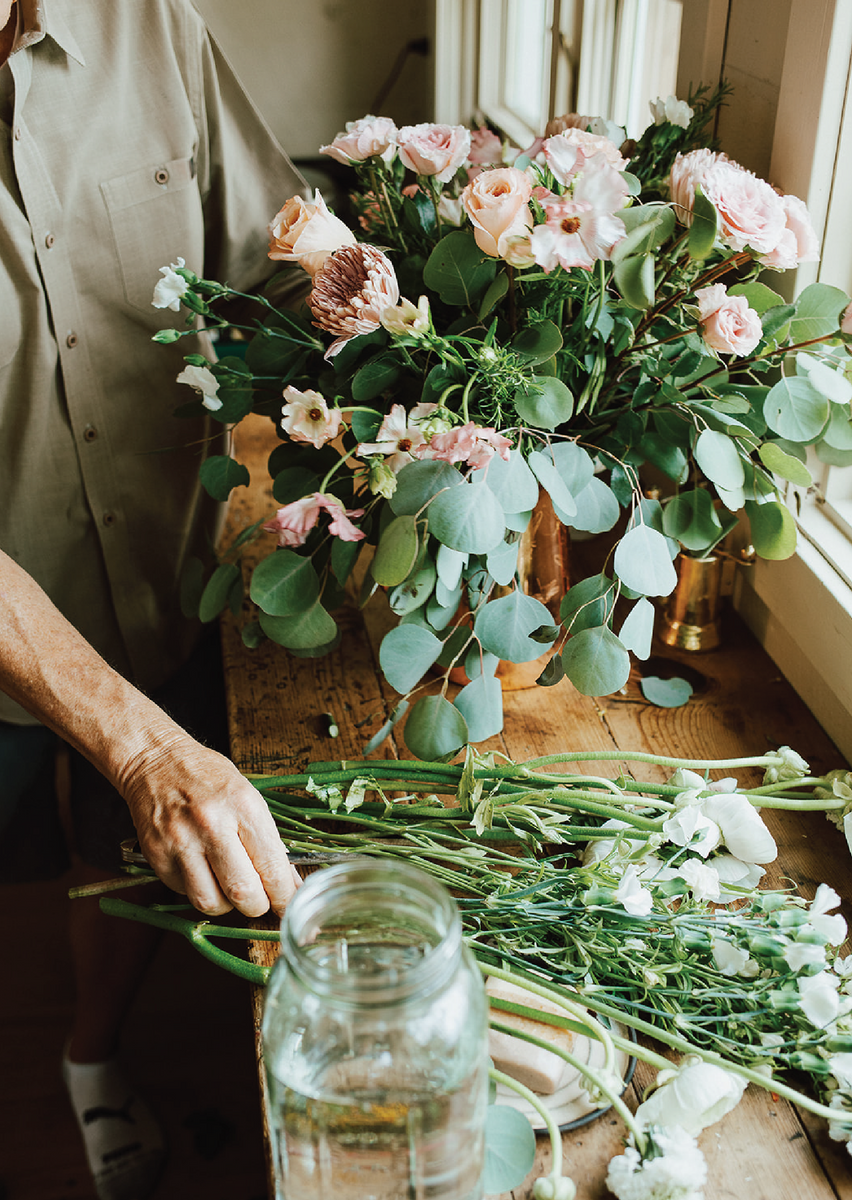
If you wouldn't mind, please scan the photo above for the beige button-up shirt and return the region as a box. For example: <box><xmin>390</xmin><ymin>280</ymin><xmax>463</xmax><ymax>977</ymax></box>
<box><xmin>0</xmin><ymin>0</ymin><xmax>307</xmax><ymax>724</ymax></box>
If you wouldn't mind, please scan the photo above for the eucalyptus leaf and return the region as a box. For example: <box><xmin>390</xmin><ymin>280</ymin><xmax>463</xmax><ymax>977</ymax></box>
<box><xmin>372</xmin><ymin>515</ymin><xmax>421</xmax><ymax>586</ymax></box>
<box><xmin>613</xmin><ymin>251</ymin><xmax>655</xmax><ymax>308</ymax></box>
<box><xmin>485</xmin><ymin>449</ymin><xmax>540</xmax><ymax>512</ymax></box>
<box><xmin>478</xmin><ymin>271</ymin><xmax>510</xmax><ymax>318</ymax></box>
<box><xmin>199</xmin><ymin>455</ymin><xmax>250</xmax><ymax>501</ymax></box>
<box><xmin>688</xmin><ymin>188</ymin><xmax>718</xmax><ymax>259</ymax></box>
<box><xmin>427</xmin><ymin>481</ymin><xmax>506</xmax><ymax>554</ymax></box>
<box><xmin>199</xmin><ymin>562</ymin><xmax>241</xmax><ymax>623</ymax></box>
<box><xmin>728</xmin><ymin>281</ymin><xmax>785</xmax><ymax>314</ymax></box>
<box><xmin>474</xmin><ymin>591</ymin><xmax>555</xmax><ymax>662</ymax></box>
<box><xmin>259</xmin><ymin>599</ymin><xmax>337</xmax><ymax>650</ymax></box>
<box><xmin>388</xmin><ymin>561</ymin><xmax>437</xmax><ymax>615</ymax></box>
<box><xmin>351</xmin><ymin>355</ymin><xmax>403</xmax><ymax>402</ymax></box>
<box><xmin>822</xmin><ymin>403</ymin><xmax>852</xmax><ymax>451</ymax></box>
<box><xmin>453</xmin><ymin>673</ymin><xmax>504</xmax><ymax>742</ymax></box>
<box><xmin>745</xmin><ymin>499</ymin><xmax>798</xmax><ymax>560</ymax></box>
<box><xmin>272</xmin><ymin>466</ymin><xmax>321</xmax><ymax>506</ymax></box>
<box><xmin>662</xmin><ymin>489</ymin><xmax>724</xmax><ymax>554</ymax></box>
<box><xmin>559</xmin><ymin>573</ymin><xmax>617</xmax><ymax>633</ymax></box>
<box><xmin>486</xmin><ymin>538</ymin><xmax>521</xmax><ymax>586</ymax></box>
<box><xmin>250</xmin><ymin>550</ymin><xmax>320</xmax><ymax>616</ymax></box>
<box><xmin>511</xmin><ymin>320</ymin><xmax>563</xmax><ymax>364</ymax></box>
<box><xmin>390</xmin><ymin>458</ymin><xmax>462</xmax><ymax>516</ymax></box>
<box><xmin>427</xmin><ymin>588</ymin><xmax>462</xmax><ymax>629</ymax></box>
<box><xmin>807</xmin><ymin>359</ymin><xmax>852</xmax><ymax>406</ymax></box>
<box><xmin>330</xmin><ymin>536</ymin><xmax>361</xmax><ymax>586</ymax></box>
<box><xmin>759</xmin><ymin>442</ymin><xmax>814</xmax><ymax>485</ymax></box>
<box><xmin>614</xmin><ymin>524</ymin><xmax>679</xmax><ymax>596</ymax></box>
<box><xmin>378</xmin><ymin>625</ymin><xmax>443</xmax><ymax>693</ymax></box>
<box><xmin>641</xmin><ymin>675</ymin><xmax>694</xmax><ymax>707</ymax></box>
<box><xmin>763</xmin><ymin>376</ymin><xmax>830</xmax><ymax>442</ymax></box>
<box><xmin>481</xmin><ymin>1104</ymin><xmax>536</xmax><ymax>1195</ymax></box>
<box><xmin>436</xmin><ymin>543</ymin><xmax>468</xmax><ymax>590</ymax></box>
<box><xmin>514</xmin><ymin>376</ymin><xmax>575</xmax><ymax>430</ymax></box>
<box><xmin>537</xmin><ymin>654</ymin><xmax>565</xmax><ymax>686</ymax></box>
<box><xmin>561</xmin><ymin>625</ymin><xmax>631</xmax><ymax>695</ymax></box>
<box><xmin>789</xmin><ymin>282</ymin><xmax>849</xmax><ymax>344</ymax></box>
<box><xmin>464</xmin><ymin>646</ymin><xmax>499</xmax><ymax>679</ymax></box>
<box><xmin>362</xmin><ymin>700</ymin><xmax>409</xmax><ymax>756</ymax></box>
<box><xmin>422</xmin><ymin>230</ymin><xmax>496</xmax><ymax>306</ymax></box>
<box><xmin>618</xmin><ymin>597</ymin><xmax>655</xmax><ymax>660</ymax></box>
<box><xmin>694</xmin><ymin>429</ymin><xmax>745</xmax><ymax>490</ymax></box>
<box><xmin>403</xmin><ymin>694</ymin><xmax>469</xmax><ymax>760</ymax></box>
<box><xmin>528</xmin><ymin>449</ymin><xmax>577</xmax><ymax>517</ymax></box>
<box><xmin>569</xmin><ymin>476</ymin><xmax>621</xmax><ymax>534</ymax></box>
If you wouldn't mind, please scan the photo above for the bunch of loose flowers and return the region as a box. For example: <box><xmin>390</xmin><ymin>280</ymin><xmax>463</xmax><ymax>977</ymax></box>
<box><xmin>154</xmin><ymin>91</ymin><xmax>852</xmax><ymax>759</ymax></box>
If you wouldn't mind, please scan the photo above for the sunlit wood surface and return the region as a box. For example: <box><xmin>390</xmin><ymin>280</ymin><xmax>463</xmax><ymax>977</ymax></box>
<box><xmin>224</xmin><ymin>414</ymin><xmax>852</xmax><ymax>1200</ymax></box>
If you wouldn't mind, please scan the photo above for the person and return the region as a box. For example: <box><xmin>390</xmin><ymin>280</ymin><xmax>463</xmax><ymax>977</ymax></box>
<box><xmin>0</xmin><ymin>1</ymin><xmax>307</xmax><ymax>1195</ymax></box>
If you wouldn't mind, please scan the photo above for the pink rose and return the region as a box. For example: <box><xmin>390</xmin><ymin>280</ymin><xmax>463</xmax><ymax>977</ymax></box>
<box><xmin>280</xmin><ymin>386</ymin><xmax>342</xmax><ymax>449</ymax></box>
<box><xmin>396</xmin><ymin>123</ymin><xmax>471</xmax><ymax>183</ymax></box>
<box><xmin>460</xmin><ymin>167</ymin><xmax>533</xmax><ymax>258</ymax></box>
<box><xmin>696</xmin><ymin>283</ymin><xmax>762</xmax><ymax>357</ymax></box>
<box><xmin>468</xmin><ymin>126</ymin><xmax>504</xmax><ymax>166</ymax></box>
<box><xmin>669</xmin><ymin>148</ymin><xmax>727</xmax><ymax>224</ymax></box>
<box><xmin>268</xmin><ymin>191</ymin><xmax>356</xmax><ymax>277</ymax></box>
<box><xmin>320</xmin><ymin>115</ymin><xmax>398</xmax><ymax>164</ymax></box>
<box><xmin>761</xmin><ymin>194</ymin><xmax>820</xmax><ymax>270</ymax></box>
<box><xmin>701</xmin><ymin>159</ymin><xmax>787</xmax><ymax>256</ymax></box>
<box><xmin>309</xmin><ymin>244</ymin><xmax>400</xmax><ymax>358</ymax></box>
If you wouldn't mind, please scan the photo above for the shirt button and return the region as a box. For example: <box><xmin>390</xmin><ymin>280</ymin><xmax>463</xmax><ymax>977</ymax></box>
<box><xmin>102</xmin><ymin>511</ymin><xmax>116</xmax><ymax>527</ymax></box>
<box><xmin>83</xmin><ymin>425</ymin><xmax>98</xmax><ymax>442</ymax></box>
<box><xmin>44</xmin><ymin>233</ymin><xmax>55</xmax><ymax>249</ymax></box>
<box><xmin>154</xmin><ymin>167</ymin><xmax>169</xmax><ymax>185</ymax></box>
<box><xmin>13</xmin><ymin>127</ymin><xmax>21</xmax><ymax>140</ymax></box>
<box><xmin>66</xmin><ymin>332</ymin><xmax>79</xmax><ymax>348</ymax></box>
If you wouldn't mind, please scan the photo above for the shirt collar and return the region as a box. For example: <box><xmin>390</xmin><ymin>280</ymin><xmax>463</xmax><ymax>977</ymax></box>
<box><xmin>14</xmin><ymin>0</ymin><xmax>85</xmax><ymax>65</ymax></box>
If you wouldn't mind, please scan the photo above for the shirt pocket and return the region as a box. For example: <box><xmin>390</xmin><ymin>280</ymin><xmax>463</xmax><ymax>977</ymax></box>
<box><xmin>100</xmin><ymin>156</ymin><xmax>205</xmax><ymax>316</ymax></box>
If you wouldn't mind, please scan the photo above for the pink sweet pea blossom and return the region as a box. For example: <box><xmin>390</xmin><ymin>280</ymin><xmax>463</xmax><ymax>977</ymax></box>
<box><xmin>357</xmin><ymin>403</ymin><xmax>430</xmax><ymax>473</ymax></box>
<box><xmin>262</xmin><ymin>493</ymin><xmax>364</xmax><ymax>548</ymax></box>
<box><xmin>320</xmin><ymin>115</ymin><xmax>398</xmax><ymax>164</ymax></box>
<box><xmin>429</xmin><ymin>422</ymin><xmax>512</xmax><ymax>470</ymax></box>
<box><xmin>268</xmin><ymin>191</ymin><xmax>356</xmax><ymax>277</ymax></box>
<box><xmin>309</xmin><ymin>244</ymin><xmax>400</xmax><ymax>358</ymax></box>
<box><xmin>280</xmin><ymin>386</ymin><xmax>342</xmax><ymax>448</ymax></box>
<box><xmin>460</xmin><ymin>167</ymin><xmax>533</xmax><ymax>258</ymax></box>
<box><xmin>396</xmin><ymin>123</ymin><xmax>471</xmax><ymax>183</ymax></box>
<box><xmin>695</xmin><ymin>283</ymin><xmax>762</xmax><ymax>357</ymax></box>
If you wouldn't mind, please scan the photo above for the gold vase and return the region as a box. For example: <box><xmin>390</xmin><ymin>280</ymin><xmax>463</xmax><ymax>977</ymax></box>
<box><xmin>450</xmin><ymin>493</ymin><xmax>569</xmax><ymax>691</ymax></box>
<box><xmin>659</xmin><ymin>553</ymin><xmax>723</xmax><ymax>652</ymax></box>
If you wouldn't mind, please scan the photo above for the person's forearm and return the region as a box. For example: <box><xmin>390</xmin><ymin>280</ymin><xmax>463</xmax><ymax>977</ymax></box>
<box><xmin>0</xmin><ymin>549</ymin><xmax>189</xmax><ymax>786</ymax></box>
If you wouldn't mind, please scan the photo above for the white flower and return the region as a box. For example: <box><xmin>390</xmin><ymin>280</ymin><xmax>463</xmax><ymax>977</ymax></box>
<box><xmin>763</xmin><ymin>746</ymin><xmax>810</xmax><ymax>783</ymax></box>
<box><xmin>152</xmin><ymin>257</ymin><xmax>189</xmax><ymax>310</ymax></box>
<box><xmin>828</xmin><ymin>1091</ymin><xmax>852</xmax><ymax>1143</ymax></box>
<box><xmin>702</xmin><ymin>793</ymin><xmax>777</xmax><ymax>864</ymax></box>
<box><xmin>175</xmin><ymin>364</ymin><xmax>221</xmax><ymax>411</ymax></box>
<box><xmin>711</xmin><ymin>936</ymin><xmax>755</xmax><ymax>977</ymax></box>
<box><xmin>605</xmin><ymin>1126</ymin><xmax>707</xmax><ymax>1200</ymax></box>
<box><xmin>634</xmin><ymin>1059</ymin><xmax>747</xmax><ymax>1135</ymax></box>
<box><xmin>614</xmin><ymin>865</ymin><xmax>654</xmax><ymax>916</ymax></box>
<box><xmin>677</xmin><ymin>858</ymin><xmax>721</xmax><ymax>902</ymax></box>
<box><xmin>380</xmin><ymin>294</ymin><xmax>431</xmax><ymax>338</ymax></box>
<box><xmin>809</xmin><ymin>884</ymin><xmax>848</xmax><ymax>945</ymax></box>
<box><xmin>829</xmin><ymin>1054</ymin><xmax>852</xmax><ymax>1090</ymax></box>
<box><xmin>784</xmin><ymin>942</ymin><xmax>827</xmax><ymax>972</ymax></box>
<box><xmin>710</xmin><ymin>853</ymin><xmax>765</xmax><ymax>898</ymax></box>
<box><xmin>798</xmin><ymin>971</ymin><xmax>841</xmax><ymax>1028</ymax></box>
<box><xmin>662</xmin><ymin>802</ymin><xmax>721</xmax><ymax>858</ymax></box>
<box><xmin>533</xmin><ymin>1175</ymin><xmax>577</xmax><ymax>1200</ymax></box>
<box><xmin>650</xmin><ymin>96</ymin><xmax>694</xmax><ymax>129</ymax></box>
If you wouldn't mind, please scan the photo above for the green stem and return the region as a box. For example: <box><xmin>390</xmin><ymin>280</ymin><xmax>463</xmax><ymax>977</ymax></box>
<box><xmin>489</xmin><ymin>1068</ymin><xmax>565</xmax><ymax>1177</ymax></box>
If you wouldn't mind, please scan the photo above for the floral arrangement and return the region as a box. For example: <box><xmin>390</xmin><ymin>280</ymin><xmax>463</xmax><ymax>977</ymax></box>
<box><xmin>92</xmin><ymin>742</ymin><xmax>852</xmax><ymax>1198</ymax></box>
<box><xmin>154</xmin><ymin>90</ymin><xmax>852</xmax><ymax>759</ymax></box>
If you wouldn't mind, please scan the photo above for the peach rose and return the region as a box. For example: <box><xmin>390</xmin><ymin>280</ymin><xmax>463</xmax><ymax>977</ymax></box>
<box><xmin>701</xmin><ymin>159</ymin><xmax>787</xmax><ymax>256</ymax></box>
<box><xmin>460</xmin><ymin>167</ymin><xmax>533</xmax><ymax>258</ymax></box>
<box><xmin>320</xmin><ymin>115</ymin><xmax>398</xmax><ymax>164</ymax></box>
<box><xmin>268</xmin><ymin>191</ymin><xmax>356</xmax><ymax>277</ymax></box>
<box><xmin>696</xmin><ymin>284</ymin><xmax>762</xmax><ymax>357</ymax></box>
<box><xmin>396</xmin><ymin>122</ymin><xmax>471</xmax><ymax>183</ymax></box>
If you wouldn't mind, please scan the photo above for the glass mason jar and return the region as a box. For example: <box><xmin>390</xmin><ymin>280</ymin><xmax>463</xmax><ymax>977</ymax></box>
<box><xmin>262</xmin><ymin>858</ymin><xmax>489</xmax><ymax>1200</ymax></box>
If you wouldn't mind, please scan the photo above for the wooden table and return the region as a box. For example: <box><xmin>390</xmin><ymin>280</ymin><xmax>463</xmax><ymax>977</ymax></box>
<box><xmin>222</xmin><ymin>415</ymin><xmax>852</xmax><ymax>1200</ymax></box>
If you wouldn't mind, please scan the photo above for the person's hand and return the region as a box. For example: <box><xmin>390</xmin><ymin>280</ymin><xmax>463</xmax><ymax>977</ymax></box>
<box><xmin>119</xmin><ymin>733</ymin><xmax>300</xmax><ymax>916</ymax></box>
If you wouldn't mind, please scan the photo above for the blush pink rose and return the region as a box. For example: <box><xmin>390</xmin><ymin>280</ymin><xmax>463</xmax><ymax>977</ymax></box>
<box><xmin>696</xmin><ymin>284</ymin><xmax>762</xmax><ymax>357</ymax></box>
<box><xmin>396</xmin><ymin>122</ymin><xmax>471</xmax><ymax>183</ymax></box>
<box><xmin>320</xmin><ymin>115</ymin><xmax>398</xmax><ymax>164</ymax></box>
<box><xmin>268</xmin><ymin>191</ymin><xmax>356</xmax><ymax>276</ymax></box>
<box><xmin>701</xmin><ymin>159</ymin><xmax>787</xmax><ymax>255</ymax></box>
<box><xmin>468</xmin><ymin>127</ymin><xmax>504</xmax><ymax>166</ymax></box>
<box><xmin>460</xmin><ymin>167</ymin><xmax>533</xmax><ymax>258</ymax></box>
<box><xmin>280</xmin><ymin>386</ymin><xmax>342</xmax><ymax>448</ymax></box>
<box><xmin>760</xmin><ymin>193</ymin><xmax>820</xmax><ymax>269</ymax></box>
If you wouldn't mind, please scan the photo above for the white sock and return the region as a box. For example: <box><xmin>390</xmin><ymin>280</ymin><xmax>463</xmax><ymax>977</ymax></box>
<box><xmin>62</xmin><ymin>1053</ymin><xmax>167</xmax><ymax>1200</ymax></box>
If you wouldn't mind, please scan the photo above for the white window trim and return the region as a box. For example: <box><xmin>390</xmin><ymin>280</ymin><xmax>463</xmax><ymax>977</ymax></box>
<box><xmin>733</xmin><ymin>0</ymin><xmax>852</xmax><ymax>763</ymax></box>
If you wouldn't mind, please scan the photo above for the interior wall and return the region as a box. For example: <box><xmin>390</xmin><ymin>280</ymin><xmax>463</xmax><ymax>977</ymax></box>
<box><xmin>194</xmin><ymin>0</ymin><xmax>437</xmax><ymax>161</ymax></box>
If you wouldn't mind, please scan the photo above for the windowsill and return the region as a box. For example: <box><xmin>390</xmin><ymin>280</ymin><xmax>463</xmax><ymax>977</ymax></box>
<box><xmin>733</xmin><ymin>505</ymin><xmax>852</xmax><ymax>763</ymax></box>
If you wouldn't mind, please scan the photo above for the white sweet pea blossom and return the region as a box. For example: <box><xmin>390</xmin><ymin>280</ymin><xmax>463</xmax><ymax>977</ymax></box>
<box><xmin>702</xmin><ymin>792</ymin><xmax>777</xmax><ymax>864</ymax></box>
<box><xmin>829</xmin><ymin>1053</ymin><xmax>852</xmax><ymax>1090</ymax></box>
<box><xmin>634</xmin><ymin>1058</ymin><xmax>747</xmax><ymax>1135</ymax></box>
<box><xmin>799</xmin><ymin>971</ymin><xmax>841</xmax><ymax>1028</ymax></box>
<box><xmin>606</xmin><ymin>1126</ymin><xmax>707</xmax><ymax>1200</ymax></box>
<box><xmin>828</xmin><ymin>1092</ymin><xmax>852</xmax><ymax>1145</ymax></box>
<box><xmin>711</xmin><ymin>853</ymin><xmax>765</xmax><ymax>898</ymax></box>
<box><xmin>152</xmin><ymin>257</ymin><xmax>189</xmax><ymax>310</ymax></box>
<box><xmin>711</xmin><ymin>936</ymin><xmax>756</xmax><ymax>978</ymax></box>
<box><xmin>784</xmin><ymin>942</ymin><xmax>827</xmax><ymax>973</ymax></box>
<box><xmin>809</xmin><ymin>884</ymin><xmax>848</xmax><ymax>945</ymax></box>
<box><xmin>763</xmin><ymin>745</ymin><xmax>810</xmax><ymax>783</ymax></box>
<box><xmin>662</xmin><ymin>801</ymin><xmax>721</xmax><ymax>858</ymax></box>
<box><xmin>175</xmin><ymin>364</ymin><xmax>221</xmax><ymax>411</ymax></box>
<box><xmin>614</xmin><ymin>865</ymin><xmax>654</xmax><ymax>916</ymax></box>
<box><xmin>677</xmin><ymin>858</ymin><xmax>721</xmax><ymax>902</ymax></box>
<box><xmin>650</xmin><ymin>96</ymin><xmax>694</xmax><ymax>129</ymax></box>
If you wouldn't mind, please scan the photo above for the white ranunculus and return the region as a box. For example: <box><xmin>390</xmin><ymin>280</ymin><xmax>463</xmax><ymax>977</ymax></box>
<box><xmin>152</xmin><ymin>257</ymin><xmax>189</xmax><ymax>310</ymax></box>
<box><xmin>614</xmin><ymin>865</ymin><xmax>654</xmax><ymax>916</ymax></box>
<box><xmin>634</xmin><ymin>1058</ymin><xmax>747</xmax><ymax>1135</ymax></box>
<box><xmin>176</xmin><ymin>364</ymin><xmax>222</xmax><ymax>411</ymax></box>
<box><xmin>606</xmin><ymin>1126</ymin><xmax>707</xmax><ymax>1200</ymax></box>
<box><xmin>662</xmin><ymin>804</ymin><xmax>721</xmax><ymax>858</ymax></box>
<box><xmin>799</xmin><ymin>971</ymin><xmax>841</xmax><ymax>1028</ymax></box>
<box><xmin>703</xmin><ymin>793</ymin><xmax>777</xmax><ymax>864</ymax></box>
<box><xmin>677</xmin><ymin>858</ymin><xmax>721</xmax><ymax>902</ymax></box>
<box><xmin>784</xmin><ymin>942</ymin><xmax>827</xmax><ymax>972</ymax></box>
